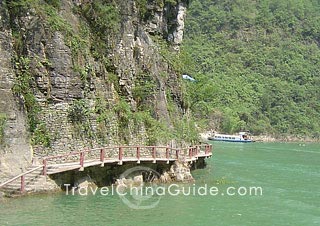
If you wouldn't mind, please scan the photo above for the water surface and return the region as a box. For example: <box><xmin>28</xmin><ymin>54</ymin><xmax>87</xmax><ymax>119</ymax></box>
<box><xmin>1</xmin><ymin>142</ymin><xmax>319</xmax><ymax>225</ymax></box>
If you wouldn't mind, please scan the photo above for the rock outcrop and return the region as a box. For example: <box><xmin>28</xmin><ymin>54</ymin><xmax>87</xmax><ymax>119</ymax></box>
<box><xmin>160</xmin><ymin>161</ymin><xmax>194</xmax><ymax>182</ymax></box>
<box><xmin>115</xmin><ymin>175</ymin><xmax>144</xmax><ymax>188</ymax></box>
<box><xmin>75</xmin><ymin>176</ymin><xmax>97</xmax><ymax>189</ymax></box>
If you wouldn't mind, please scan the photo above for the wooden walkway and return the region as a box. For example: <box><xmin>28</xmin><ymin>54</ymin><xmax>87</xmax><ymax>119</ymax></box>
<box><xmin>0</xmin><ymin>144</ymin><xmax>213</xmax><ymax>193</ymax></box>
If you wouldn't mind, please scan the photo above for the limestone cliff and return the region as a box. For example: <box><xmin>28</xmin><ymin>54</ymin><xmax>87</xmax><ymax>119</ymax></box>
<box><xmin>0</xmin><ymin>3</ymin><xmax>31</xmax><ymax>179</ymax></box>
<box><xmin>0</xmin><ymin>0</ymin><xmax>192</xmax><ymax>179</ymax></box>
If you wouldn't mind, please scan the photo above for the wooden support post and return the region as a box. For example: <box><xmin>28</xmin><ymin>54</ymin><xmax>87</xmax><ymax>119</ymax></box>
<box><xmin>118</xmin><ymin>147</ymin><xmax>123</xmax><ymax>165</ymax></box>
<box><xmin>189</xmin><ymin>148</ymin><xmax>192</xmax><ymax>159</ymax></box>
<box><xmin>100</xmin><ymin>149</ymin><xmax>105</xmax><ymax>167</ymax></box>
<box><xmin>42</xmin><ymin>159</ymin><xmax>47</xmax><ymax>176</ymax></box>
<box><xmin>205</xmin><ymin>145</ymin><xmax>209</xmax><ymax>155</ymax></box>
<box><xmin>21</xmin><ymin>175</ymin><xmax>25</xmax><ymax>193</ymax></box>
<box><xmin>137</xmin><ymin>147</ymin><xmax>140</xmax><ymax>164</ymax></box>
<box><xmin>152</xmin><ymin>147</ymin><xmax>156</xmax><ymax>163</ymax></box>
<box><xmin>79</xmin><ymin>152</ymin><xmax>84</xmax><ymax>171</ymax></box>
<box><xmin>166</xmin><ymin>147</ymin><xmax>169</xmax><ymax>164</ymax></box>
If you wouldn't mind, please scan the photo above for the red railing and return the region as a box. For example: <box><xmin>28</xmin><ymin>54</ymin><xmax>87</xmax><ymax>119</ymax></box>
<box><xmin>42</xmin><ymin>144</ymin><xmax>212</xmax><ymax>171</ymax></box>
<box><xmin>0</xmin><ymin>144</ymin><xmax>213</xmax><ymax>193</ymax></box>
<box><xmin>0</xmin><ymin>165</ymin><xmax>43</xmax><ymax>194</ymax></box>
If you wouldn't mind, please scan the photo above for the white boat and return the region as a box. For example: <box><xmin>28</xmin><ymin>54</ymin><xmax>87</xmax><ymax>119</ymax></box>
<box><xmin>208</xmin><ymin>132</ymin><xmax>254</xmax><ymax>143</ymax></box>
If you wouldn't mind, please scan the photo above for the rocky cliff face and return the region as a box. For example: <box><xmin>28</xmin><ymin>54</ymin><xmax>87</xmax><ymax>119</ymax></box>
<box><xmin>0</xmin><ymin>4</ymin><xmax>31</xmax><ymax>179</ymax></box>
<box><xmin>0</xmin><ymin>0</ymin><xmax>190</xmax><ymax>179</ymax></box>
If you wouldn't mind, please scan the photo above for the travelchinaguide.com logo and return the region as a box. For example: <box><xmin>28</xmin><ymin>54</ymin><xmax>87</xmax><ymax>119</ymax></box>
<box><xmin>64</xmin><ymin>166</ymin><xmax>263</xmax><ymax>210</ymax></box>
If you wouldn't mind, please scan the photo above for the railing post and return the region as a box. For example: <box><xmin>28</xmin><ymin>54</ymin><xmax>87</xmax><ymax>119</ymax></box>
<box><xmin>80</xmin><ymin>152</ymin><xmax>84</xmax><ymax>171</ymax></box>
<box><xmin>100</xmin><ymin>149</ymin><xmax>105</xmax><ymax>167</ymax></box>
<box><xmin>205</xmin><ymin>145</ymin><xmax>209</xmax><ymax>155</ymax></box>
<box><xmin>42</xmin><ymin>159</ymin><xmax>47</xmax><ymax>176</ymax></box>
<box><xmin>136</xmin><ymin>147</ymin><xmax>140</xmax><ymax>163</ymax></box>
<box><xmin>176</xmin><ymin>150</ymin><xmax>180</xmax><ymax>160</ymax></box>
<box><xmin>152</xmin><ymin>147</ymin><xmax>156</xmax><ymax>163</ymax></box>
<box><xmin>100</xmin><ymin>149</ymin><xmax>105</xmax><ymax>162</ymax></box>
<box><xmin>119</xmin><ymin>147</ymin><xmax>123</xmax><ymax>165</ymax></box>
<box><xmin>189</xmin><ymin>148</ymin><xmax>192</xmax><ymax>159</ymax></box>
<box><xmin>21</xmin><ymin>175</ymin><xmax>25</xmax><ymax>193</ymax></box>
<box><xmin>166</xmin><ymin>147</ymin><xmax>169</xmax><ymax>164</ymax></box>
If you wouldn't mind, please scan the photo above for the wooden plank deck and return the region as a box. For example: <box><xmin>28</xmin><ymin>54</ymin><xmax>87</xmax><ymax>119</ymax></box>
<box><xmin>0</xmin><ymin>144</ymin><xmax>213</xmax><ymax>192</ymax></box>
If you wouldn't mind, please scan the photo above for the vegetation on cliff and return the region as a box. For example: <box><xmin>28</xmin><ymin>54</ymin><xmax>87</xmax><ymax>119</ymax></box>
<box><xmin>183</xmin><ymin>0</ymin><xmax>320</xmax><ymax>138</ymax></box>
<box><xmin>1</xmin><ymin>0</ymin><xmax>199</xmax><ymax>152</ymax></box>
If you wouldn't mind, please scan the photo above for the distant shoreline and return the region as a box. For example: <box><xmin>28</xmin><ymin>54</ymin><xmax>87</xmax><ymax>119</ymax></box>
<box><xmin>200</xmin><ymin>131</ymin><xmax>319</xmax><ymax>143</ymax></box>
<box><xmin>253</xmin><ymin>135</ymin><xmax>319</xmax><ymax>143</ymax></box>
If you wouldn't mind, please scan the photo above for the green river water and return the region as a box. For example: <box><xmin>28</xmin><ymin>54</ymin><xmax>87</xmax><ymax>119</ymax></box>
<box><xmin>0</xmin><ymin>142</ymin><xmax>319</xmax><ymax>226</ymax></box>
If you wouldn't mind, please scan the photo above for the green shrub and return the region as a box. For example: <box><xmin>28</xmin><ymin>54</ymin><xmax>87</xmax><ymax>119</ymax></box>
<box><xmin>132</xmin><ymin>73</ymin><xmax>157</xmax><ymax>108</ymax></box>
<box><xmin>68</xmin><ymin>99</ymin><xmax>90</xmax><ymax>123</ymax></box>
<box><xmin>80</xmin><ymin>0</ymin><xmax>120</xmax><ymax>36</ymax></box>
<box><xmin>142</xmin><ymin>112</ymin><xmax>174</xmax><ymax>145</ymax></box>
<box><xmin>44</xmin><ymin>0</ymin><xmax>61</xmax><ymax>9</ymax></box>
<box><xmin>113</xmin><ymin>99</ymin><xmax>133</xmax><ymax>143</ymax></box>
<box><xmin>0</xmin><ymin>114</ymin><xmax>7</xmax><ymax>144</ymax></box>
<box><xmin>12</xmin><ymin>57</ymin><xmax>41</xmax><ymax>133</ymax></box>
<box><xmin>11</xmin><ymin>56</ymin><xmax>52</xmax><ymax>146</ymax></box>
<box><xmin>6</xmin><ymin>0</ymin><xmax>38</xmax><ymax>15</ymax></box>
<box><xmin>165</xmin><ymin>0</ymin><xmax>177</xmax><ymax>6</ymax></box>
<box><xmin>32</xmin><ymin>122</ymin><xmax>51</xmax><ymax>147</ymax></box>
<box><xmin>136</xmin><ymin>0</ymin><xmax>148</xmax><ymax>18</ymax></box>
<box><xmin>68</xmin><ymin>99</ymin><xmax>95</xmax><ymax>141</ymax></box>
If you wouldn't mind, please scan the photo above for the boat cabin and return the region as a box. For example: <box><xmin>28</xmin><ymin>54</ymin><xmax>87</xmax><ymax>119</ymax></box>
<box><xmin>208</xmin><ymin>132</ymin><xmax>253</xmax><ymax>143</ymax></box>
